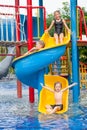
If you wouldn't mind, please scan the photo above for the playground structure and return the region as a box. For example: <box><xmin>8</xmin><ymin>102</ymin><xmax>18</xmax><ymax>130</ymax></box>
<box><xmin>0</xmin><ymin>0</ymin><xmax>46</xmax><ymax>102</ymax></box>
<box><xmin>0</xmin><ymin>0</ymin><xmax>87</xmax><ymax>113</ymax></box>
<box><xmin>12</xmin><ymin>31</ymin><xmax>70</xmax><ymax>114</ymax></box>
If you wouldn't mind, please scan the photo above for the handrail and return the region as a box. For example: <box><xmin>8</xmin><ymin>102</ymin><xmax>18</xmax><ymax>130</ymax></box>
<box><xmin>0</xmin><ymin>4</ymin><xmax>46</xmax><ymax>41</ymax></box>
<box><xmin>77</xmin><ymin>6</ymin><xmax>87</xmax><ymax>40</ymax></box>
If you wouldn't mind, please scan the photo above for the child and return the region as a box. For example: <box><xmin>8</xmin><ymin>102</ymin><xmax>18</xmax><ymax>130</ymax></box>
<box><xmin>24</xmin><ymin>40</ymin><xmax>45</xmax><ymax>56</ymax></box>
<box><xmin>40</xmin><ymin>82</ymin><xmax>77</xmax><ymax>114</ymax></box>
<box><xmin>45</xmin><ymin>10</ymin><xmax>70</xmax><ymax>44</ymax></box>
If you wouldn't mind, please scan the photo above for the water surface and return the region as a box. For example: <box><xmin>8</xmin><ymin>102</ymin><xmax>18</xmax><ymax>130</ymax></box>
<box><xmin>0</xmin><ymin>80</ymin><xmax>87</xmax><ymax>130</ymax></box>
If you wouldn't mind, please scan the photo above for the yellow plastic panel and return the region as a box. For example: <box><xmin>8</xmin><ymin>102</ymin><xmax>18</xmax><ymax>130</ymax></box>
<box><xmin>13</xmin><ymin>32</ymin><xmax>70</xmax><ymax>62</ymax></box>
<box><xmin>38</xmin><ymin>75</ymin><xmax>69</xmax><ymax>114</ymax></box>
<box><xmin>40</xmin><ymin>32</ymin><xmax>70</xmax><ymax>48</ymax></box>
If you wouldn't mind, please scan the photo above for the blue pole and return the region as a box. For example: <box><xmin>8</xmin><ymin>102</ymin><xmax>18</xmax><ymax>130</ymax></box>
<box><xmin>70</xmin><ymin>0</ymin><xmax>80</xmax><ymax>102</ymax></box>
<box><xmin>77</xmin><ymin>47</ymin><xmax>80</xmax><ymax>96</ymax></box>
<box><xmin>38</xmin><ymin>69</ymin><xmax>45</xmax><ymax>101</ymax></box>
<box><xmin>39</xmin><ymin>0</ymin><xmax>44</xmax><ymax>36</ymax></box>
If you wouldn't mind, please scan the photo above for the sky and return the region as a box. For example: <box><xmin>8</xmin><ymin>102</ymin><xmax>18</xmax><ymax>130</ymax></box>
<box><xmin>25</xmin><ymin>0</ymin><xmax>87</xmax><ymax>15</ymax></box>
<box><xmin>0</xmin><ymin>0</ymin><xmax>87</xmax><ymax>15</ymax></box>
<box><xmin>43</xmin><ymin>0</ymin><xmax>87</xmax><ymax>14</ymax></box>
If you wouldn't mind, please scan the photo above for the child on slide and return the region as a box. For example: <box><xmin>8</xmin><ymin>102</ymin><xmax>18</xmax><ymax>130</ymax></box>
<box><xmin>41</xmin><ymin>82</ymin><xmax>77</xmax><ymax>114</ymax></box>
<box><xmin>45</xmin><ymin>10</ymin><xmax>70</xmax><ymax>44</ymax></box>
<box><xmin>24</xmin><ymin>40</ymin><xmax>45</xmax><ymax>56</ymax></box>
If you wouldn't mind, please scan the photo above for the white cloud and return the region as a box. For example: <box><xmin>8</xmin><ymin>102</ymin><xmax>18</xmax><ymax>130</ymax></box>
<box><xmin>19</xmin><ymin>0</ymin><xmax>87</xmax><ymax>14</ymax></box>
<box><xmin>43</xmin><ymin>0</ymin><xmax>69</xmax><ymax>14</ymax></box>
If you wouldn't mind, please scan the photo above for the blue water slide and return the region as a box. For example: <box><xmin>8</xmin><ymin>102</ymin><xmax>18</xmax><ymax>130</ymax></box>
<box><xmin>12</xmin><ymin>44</ymin><xmax>66</xmax><ymax>89</ymax></box>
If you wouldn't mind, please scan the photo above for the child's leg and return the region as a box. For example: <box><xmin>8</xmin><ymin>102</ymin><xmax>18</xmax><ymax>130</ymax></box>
<box><xmin>59</xmin><ymin>33</ymin><xmax>64</xmax><ymax>43</ymax></box>
<box><xmin>23</xmin><ymin>51</ymin><xmax>29</xmax><ymax>56</ymax></box>
<box><xmin>45</xmin><ymin>105</ymin><xmax>53</xmax><ymax>113</ymax></box>
<box><xmin>48</xmin><ymin>106</ymin><xmax>61</xmax><ymax>114</ymax></box>
<box><xmin>45</xmin><ymin>104</ymin><xmax>52</xmax><ymax>109</ymax></box>
<box><xmin>54</xmin><ymin>33</ymin><xmax>59</xmax><ymax>45</ymax></box>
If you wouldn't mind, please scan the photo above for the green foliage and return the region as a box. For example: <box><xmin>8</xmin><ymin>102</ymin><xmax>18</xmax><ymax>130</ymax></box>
<box><xmin>79</xmin><ymin>47</ymin><xmax>87</xmax><ymax>63</ymax></box>
<box><xmin>46</xmin><ymin>14</ymin><xmax>54</xmax><ymax>36</ymax></box>
<box><xmin>0</xmin><ymin>47</ymin><xmax>7</xmax><ymax>61</ymax></box>
<box><xmin>61</xmin><ymin>2</ymin><xmax>70</xmax><ymax>28</ymax></box>
<box><xmin>61</xmin><ymin>2</ymin><xmax>70</xmax><ymax>19</ymax></box>
<box><xmin>21</xmin><ymin>47</ymin><xmax>28</xmax><ymax>55</ymax></box>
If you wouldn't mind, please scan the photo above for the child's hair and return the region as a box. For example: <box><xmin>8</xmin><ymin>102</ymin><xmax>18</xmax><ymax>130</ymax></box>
<box><xmin>54</xmin><ymin>10</ymin><xmax>61</xmax><ymax>16</ymax></box>
<box><xmin>39</xmin><ymin>40</ymin><xmax>45</xmax><ymax>48</ymax></box>
<box><xmin>54</xmin><ymin>81</ymin><xmax>62</xmax><ymax>89</ymax></box>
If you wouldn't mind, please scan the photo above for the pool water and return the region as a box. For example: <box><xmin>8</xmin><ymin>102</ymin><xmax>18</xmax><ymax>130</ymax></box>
<box><xmin>0</xmin><ymin>80</ymin><xmax>87</xmax><ymax>130</ymax></box>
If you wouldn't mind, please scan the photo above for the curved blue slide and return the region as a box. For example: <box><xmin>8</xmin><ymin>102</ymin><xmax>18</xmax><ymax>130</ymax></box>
<box><xmin>12</xmin><ymin>32</ymin><xmax>70</xmax><ymax>89</ymax></box>
<box><xmin>12</xmin><ymin>45</ymin><xmax>66</xmax><ymax>88</ymax></box>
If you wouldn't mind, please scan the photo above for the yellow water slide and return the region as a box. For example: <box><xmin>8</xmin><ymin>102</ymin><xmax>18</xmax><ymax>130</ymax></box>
<box><xmin>38</xmin><ymin>32</ymin><xmax>70</xmax><ymax>114</ymax></box>
<box><xmin>38</xmin><ymin>75</ymin><xmax>69</xmax><ymax>114</ymax></box>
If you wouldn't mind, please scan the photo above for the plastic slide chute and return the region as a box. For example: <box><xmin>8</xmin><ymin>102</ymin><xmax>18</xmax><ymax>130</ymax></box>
<box><xmin>40</xmin><ymin>31</ymin><xmax>70</xmax><ymax>48</ymax></box>
<box><xmin>12</xmin><ymin>44</ymin><xmax>67</xmax><ymax>87</ymax></box>
<box><xmin>38</xmin><ymin>75</ymin><xmax>69</xmax><ymax>114</ymax></box>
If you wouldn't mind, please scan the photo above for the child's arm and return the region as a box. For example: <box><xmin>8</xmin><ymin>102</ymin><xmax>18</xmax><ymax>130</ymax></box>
<box><xmin>29</xmin><ymin>47</ymin><xmax>36</xmax><ymax>52</ymax></box>
<box><xmin>23</xmin><ymin>47</ymin><xmax>36</xmax><ymax>56</ymax></box>
<box><xmin>62</xmin><ymin>19</ymin><xmax>71</xmax><ymax>33</ymax></box>
<box><xmin>61</xmin><ymin>82</ymin><xmax>78</xmax><ymax>92</ymax></box>
<box><xmin>40</xmin><ymin>83</ymin><xmax>54</xmax><ymax>93</ymax></box>
<box><xmin>45</xmin><ymin>20</ymin><xmax>54</xmax><ymax>32</ymax></box>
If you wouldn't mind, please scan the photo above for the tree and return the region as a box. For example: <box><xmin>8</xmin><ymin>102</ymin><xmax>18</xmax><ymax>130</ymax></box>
<box><xmin>61</xmin><ymin>2</ymin><xmax>70</xmax><ymax>20</ymax></box>
<box><xmin>79</xmin><ymin>47</ymin><xmax>87</xmax><ymax>63</ymax></box>
<box><xmin>46</xmin><ymin>14</ymin><xmax>54</xmax><ymax>36</ymax></box>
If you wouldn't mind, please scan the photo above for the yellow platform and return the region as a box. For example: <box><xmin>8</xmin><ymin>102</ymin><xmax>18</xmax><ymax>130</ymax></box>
<box><xmin>38</xmin><ymin>75</ymin><xmax>69</xmax><ymax>114</ymax></box>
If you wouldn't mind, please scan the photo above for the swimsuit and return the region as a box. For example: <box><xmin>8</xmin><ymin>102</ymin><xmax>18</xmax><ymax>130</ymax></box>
<box><xmin>54</xmin><ymin>19</ymin><xmax>63</xmax><ymax>35</ymax></box>
<box><xmin>51</xmin><ymin>104</ymin><xmax>63</xmax><ymax>110</ymax></box>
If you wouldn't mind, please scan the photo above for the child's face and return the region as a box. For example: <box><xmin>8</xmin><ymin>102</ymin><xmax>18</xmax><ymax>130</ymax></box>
<box><xmin>36</xmin><ymin>42</ymin><xmax>42</xmax><ymax>49</ymax></box>
<box><xmin>54</xmin><ymin>83</ymin><xmax>62</xmax><ymax>92</ymax></box>
<box><xmin>54</xmin><ymin>12</ymin><xmax>60</xmax><ymax>20</ymax></box>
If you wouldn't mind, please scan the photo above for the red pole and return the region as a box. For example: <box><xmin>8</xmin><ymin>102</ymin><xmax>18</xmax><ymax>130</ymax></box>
<box><xmin>15</xmin><ymin>0</ymin><xmax>20</xmax><ymax>41</ymax></box>
<box><xmin>15</xmin><ymin>0</ymin><xmax>22</xmax><ymax>98</ymax></box>
<box><xmin>17</xmin><ymin>80</ymin><xmax>22</xmax><ymax>98</ymax></box>
<box><xmin>27</xmin><ymin>0</ymin><xmax>34</xmax><ymax>103</ymax></box>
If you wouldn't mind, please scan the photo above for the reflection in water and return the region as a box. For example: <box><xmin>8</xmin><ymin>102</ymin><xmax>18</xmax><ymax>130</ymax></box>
<box><xmin>38</xmin><ymin>113</ymin><xmax>69</xmax><ymax>130</ymax></box>
<box><xmin>0</xmin><ymin>80</ymin><xmax>87</xmax><ymax>129</ymax></box>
